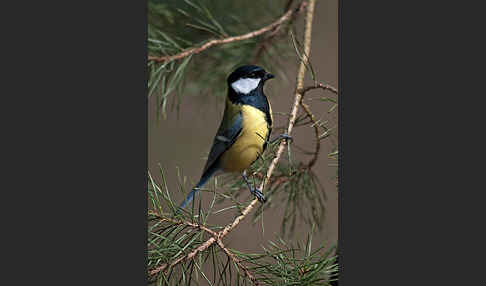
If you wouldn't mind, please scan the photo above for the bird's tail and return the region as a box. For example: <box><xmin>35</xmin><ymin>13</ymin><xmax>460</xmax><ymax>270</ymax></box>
<box><xmin>179</xmin><ymin>165</ymin><xmax>219</xmax><ymax>209</ymax></box>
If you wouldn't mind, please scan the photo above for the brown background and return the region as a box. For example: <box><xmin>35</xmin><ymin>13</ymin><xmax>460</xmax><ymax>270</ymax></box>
<box><xmin>148</xmin><ymin>0</ymin><xmax>338</xmax><ymax>254</ymax></box>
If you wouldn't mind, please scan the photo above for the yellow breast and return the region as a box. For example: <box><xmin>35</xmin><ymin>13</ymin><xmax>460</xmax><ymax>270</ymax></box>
<box><xmin>219</xmin><ymin>105</ymin><xmax>269</xmax><ymax>173</ymax></box>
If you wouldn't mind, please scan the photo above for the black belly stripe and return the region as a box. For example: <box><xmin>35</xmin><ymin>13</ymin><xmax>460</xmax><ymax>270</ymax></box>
<box><xmin>228</xmin><ymin>85</ymin><xmax>273</xmax><ymax>155</ymax></box>
<box><xmin>228</xmin><ymin>87</ymin><xmax>272</xmax><ymax>128</ymax></box>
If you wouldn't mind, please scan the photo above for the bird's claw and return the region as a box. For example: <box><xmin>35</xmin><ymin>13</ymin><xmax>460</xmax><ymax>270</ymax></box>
<box><xmin>251</xmin><ymin>187</ymin><xmax>267</xmax><ymax>203</ymax></box>
<box><xmin>279</xmin><ymin>133</ymin><xmax>293</xmax><ymax>143</ymax></box>
<box><xmin>270</xmin><ymin>133</ymin><xmax>293</xmax><ymax>144</ymax></box>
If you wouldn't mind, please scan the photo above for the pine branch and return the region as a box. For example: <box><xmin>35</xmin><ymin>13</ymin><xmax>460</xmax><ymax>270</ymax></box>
<box><xmin>298</xmin><ymin>83</ymin><xmax>338</xmax><ymax>169</ymax></box>
<box><xmin>299</xmin><ymin>82</ymin><xmax>338</xmax><ymax>95</ymax></box>
<box><xmin>149</xmin><ymin>211</ymin><xmax>258</xmax><ymax>282</ymax></box>
<box><xmin>148</xmin><ymin>1</ymin><xmax>307</xmax><ymax>63</ymax></box>
<box><xmin>149</xmin><ymin>1</ymin><xmax>318</xmax><ymax>281</ymax></box>
<box><xmin>148</xmin><ymin>1</ymin><xmax>340</xmax><ymax>284</ymax></box>
<box><xmin>300</xmin><ymin>100</ymin><xmax>321</xmax><ymax>169</ymax></box>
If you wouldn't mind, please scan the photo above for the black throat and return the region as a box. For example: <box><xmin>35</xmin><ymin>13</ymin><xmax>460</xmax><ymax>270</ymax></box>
<box><xmin>228</xmin><ymin>85</ymin><xmax>272</xmax><ymax>127</ymax></box>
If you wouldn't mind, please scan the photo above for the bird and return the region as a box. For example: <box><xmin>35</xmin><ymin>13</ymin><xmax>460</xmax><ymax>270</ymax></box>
<box><xmin>179</xmin><ymin>65</ymin><xmax>291</xmax><ymax>209</ymax></box>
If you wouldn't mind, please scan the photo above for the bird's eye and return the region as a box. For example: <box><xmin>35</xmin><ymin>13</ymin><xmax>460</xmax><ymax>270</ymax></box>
<box><xmin>248</xmin><ymin>73</ymin><xmax>256</xmax><ymax>78</ymax></box>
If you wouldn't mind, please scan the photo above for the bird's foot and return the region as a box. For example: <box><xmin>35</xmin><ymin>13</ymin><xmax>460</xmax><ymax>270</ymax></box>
<box><xmin>270</xmin><ymin>133</ymin><xmax>293</xmax><ymax>144</ymax></box>
<box><xmin>242</xmin><ymin>171</ymin><xmax>267</xmax><ymax>203</ymax></box>
<box><xmin>250</xmin><ymin>187</ymin><xmax>267</xmax><ymax>203</ymax></box>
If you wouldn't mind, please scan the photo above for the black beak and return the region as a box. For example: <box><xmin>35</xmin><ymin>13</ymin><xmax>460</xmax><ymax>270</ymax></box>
<box><xmin>264</xmin><ymin>73</ymin><xmax>275</xmax><ymax>81</ymax></box>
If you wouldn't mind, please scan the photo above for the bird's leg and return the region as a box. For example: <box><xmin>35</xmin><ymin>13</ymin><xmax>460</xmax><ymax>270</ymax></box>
<box><xmin>242</xmin><ymin>170</ymin><xmax>266</xmax><ymax>203</ymax></box>
<box><xmin>269</xmin><ymin>133</ymin><xmax>293</xmax><ymax>144</ymax></box>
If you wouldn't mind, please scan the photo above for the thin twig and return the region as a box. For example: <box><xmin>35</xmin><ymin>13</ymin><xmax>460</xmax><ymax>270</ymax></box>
<box><xmin>298</xmin><ymin>95</ymin><xmax>321</xmax><ymax>169</ymax></box>
<box><xmin>299</xmin><ymin>83</ymin><xmax>338</xmax><ymax>95</ymax></box>
<box><xmin>150</xmin><ymin>0</ymin><xmax>317</xmax><ymax>279</ymax></box>
<box><xmin>297</xmin><ymin>82</ymin><xmax>338</xmax><ymax>168</ymax></box>
<box><xmin>299</xmin><ymin>101</ymin><xmax>319</xmax><ymax>168</ymax></box>
<box><xmin>148</xmin><ymin>2</ymin><xmax>307</xmax><ymax>63</ymax></box>
<box><xmin>253</xmin><ymin>0</ymin><xmax>303</xmax><ymax>62</ymax></box>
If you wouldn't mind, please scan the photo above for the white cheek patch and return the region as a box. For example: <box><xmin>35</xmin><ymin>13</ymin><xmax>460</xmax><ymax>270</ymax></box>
<box><xmin>231</xmin><ymin>78</ymin><xmax>261</xmax><ymax>94</ymax></box>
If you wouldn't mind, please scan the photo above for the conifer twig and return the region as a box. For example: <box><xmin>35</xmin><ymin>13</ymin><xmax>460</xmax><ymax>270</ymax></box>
<box><xmin>149</xmin><ymin>0</ymin><xmax>317</xmax><ymax>280</ymax></box>
<box><xmin>299</xmin><ymin>82</ymin><xmax>338</xmax><ymax>95</ymax></box>
<box><xmin>299</xmin><ymin>100</ymin><xmax>321</xmax><ymax>168</ymax></box>
<box><xmin>148</xmin><ymin>213</ymin><xmax>257</xmax><ymax>281</ymax></box>
<box><xmin>148</xmin><ymin>1</ymin><xmax>307</xmax><ymax>63</ymax></box>
<box><xmin>298</xmin><ymin>82</ymin><xmax>338</xmax><ymax>168</ymax></box>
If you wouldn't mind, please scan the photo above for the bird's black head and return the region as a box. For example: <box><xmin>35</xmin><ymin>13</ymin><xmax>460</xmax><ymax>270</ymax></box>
<box><xmin>227</xmin><ymin>65</ymin><xmax>274</xmax><ymax>95</ymax></box>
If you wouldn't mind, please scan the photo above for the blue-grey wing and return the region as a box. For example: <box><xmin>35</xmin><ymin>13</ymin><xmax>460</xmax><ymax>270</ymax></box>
<box><xmin>202</xmin><ymin>112</ymin><xmax>243</xmax><ymax>174</ymax></box>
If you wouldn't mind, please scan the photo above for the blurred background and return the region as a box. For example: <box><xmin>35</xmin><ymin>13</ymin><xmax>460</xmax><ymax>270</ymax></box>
<box><xmin>148</xmin><ymin>0</ymin><xmax>337</xmax><ymax>260</ymax></box>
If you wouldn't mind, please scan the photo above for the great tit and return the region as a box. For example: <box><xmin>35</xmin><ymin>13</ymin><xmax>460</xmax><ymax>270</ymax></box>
<box><xmin>179</xmin><ymin>65</ymin><xmax>289</xmax><ymax>209</ymax></box>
